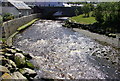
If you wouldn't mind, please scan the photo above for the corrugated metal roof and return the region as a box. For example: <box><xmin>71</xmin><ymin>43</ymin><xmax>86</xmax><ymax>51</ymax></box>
<box><xmin>8</xmin><ymin>0</ymin><xmax>31</xmax><ymax>9</ymax></box>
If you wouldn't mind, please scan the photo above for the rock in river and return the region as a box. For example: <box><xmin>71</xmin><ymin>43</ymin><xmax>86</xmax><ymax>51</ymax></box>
<box><xmin>11</xmin><ymin>71</ymin><xmax>28</xmax><ymax>80</ymax></box>
<box><xmin>19</xmin><ymin>68</ymin><xmax>37</xmax><ymax>78</ymax></box>
<box><xmin>0</xmin><ymin>65</ymin><xmax>10</xmax><ymax>73</ymax></box>
<box><xmin>14</xmin><ymin>53</ymin><xmax>26</xmax><ymax>67</ymax></box>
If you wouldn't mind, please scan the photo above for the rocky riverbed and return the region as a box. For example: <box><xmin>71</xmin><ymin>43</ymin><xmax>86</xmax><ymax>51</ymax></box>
<box><xmin>13</xmin><ymin>20</ymin><xmax>120</xmax><ymax>79</ymax></box>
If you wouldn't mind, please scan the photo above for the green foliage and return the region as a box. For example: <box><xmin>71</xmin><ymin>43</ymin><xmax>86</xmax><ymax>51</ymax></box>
<box><xmin>17</xmin><ymin>19</ymin><xmax>38</xmax><ymax>31</ymax></box>
<box><xmin>0</xmin><ymin>15</ymin><xmax>2</xmax><ymax>26</ymax></box>
<box><xmin>3</xmin><ymin>13</ymin><xmax>14</xmax><ymax>21</ymax></box>
<box><xmin>70</xmin><ymin>14</ymin><xmax>96</xmax><ymax>24</ymax></box>
<box><xmin>0</xmin><ymin>15</ymin><xmax>2</xmax><ymax>22</ymax></box>
<box><xmin>94</xmin><ymin>2</ymin><xmax>120</xmax><ymax>32</ymax></box>
<box><xmin>82</xmin><ymin>3</ymin><xmax>94</xmax><ymax>17</ymax></box>
<box><xmin>67</xmin><ymin>2</ymin><xmax>87</xmax><ymax>4</ymax></box>
<box><xmin>26</xmin><ymin>61</ymin><xmax>35</xmax><ymax>69</ymax></box>
<box><xmin>75</xmin><ymin>9</ymin><xmax>80</xmax><ymax>16</ymax></box>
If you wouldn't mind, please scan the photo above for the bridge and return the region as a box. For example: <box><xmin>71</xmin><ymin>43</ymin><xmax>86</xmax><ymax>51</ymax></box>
<box><xmin>33</xmin><ymin>6</ymin><xmax>82</xmax><ymax>18</ymax></box>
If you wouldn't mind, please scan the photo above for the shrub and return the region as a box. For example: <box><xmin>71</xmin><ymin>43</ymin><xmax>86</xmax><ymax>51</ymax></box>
<box><xmin>0</xmin><ymin>15</ymin><xmax>2</xmax><ymax>26</ymax></box>
<box><xmin>3</xmin><ymin>13</ymin><xmax>14</xmax><ymax>21</ymax></box>
<box><xmin>0</xmin><ymin>15</ymin><xmax>2</xmax><ymax>22</ymax></box>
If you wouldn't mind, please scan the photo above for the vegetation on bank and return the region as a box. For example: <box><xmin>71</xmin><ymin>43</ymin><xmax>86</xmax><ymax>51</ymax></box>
<box><xmin>3</xmin><ymin>13</ymin><xmax>14</xmax><ymax>22</ymax></box>
<box><xmin>67</xmin><ymin>2</ymin><xmax>97</xmax><ymax>4</ymax></box>
<box><xmin>0</xmin><ymin>15</ymin><xmax>2</xmax><ymax>25</ymax></box>
<box><xmin>65</xmin><ymin>2</ymin><xmax>120</xmax><ymax>38</ymax></box>
<box><xmin>94</xmin><ymin>2</ymin><xmax>120</xmax><ymax>33</ymax></box>
<box><xmin>0</xmin><ymin>15</ymin><xmax>2</xmax><ymax>22</ymax></box>
<box><xmin>70</xmin><ymin>14</ymin><xmax>96</xmax><ymax>24</ymax></box>
<box><xmin>17</xmin><ymin>19</ymin><xmax>38</xmax><ymax>31</ymax></box>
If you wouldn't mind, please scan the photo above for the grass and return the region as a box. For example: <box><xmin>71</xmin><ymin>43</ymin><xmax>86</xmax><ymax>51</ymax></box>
<box><xmin>0</xmin><ymin>38</ymin><xmax>6</xmax><ymax>42</ymax></box>
<box><xmin>70</xmin><ymin>14</ymin><xmax>97</xmax><ymax>24</ymax></box>
<box><xmin>17</xmin><ymin>19</ymin><xmax>38</xmax><ymax>31</ymax></box>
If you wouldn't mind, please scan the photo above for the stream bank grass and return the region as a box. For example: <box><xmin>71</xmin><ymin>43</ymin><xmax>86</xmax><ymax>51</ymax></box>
<box><xmin>70</xmin><ymin>14</ymin><xmax>97</xmax><ymax>24</ymax></box>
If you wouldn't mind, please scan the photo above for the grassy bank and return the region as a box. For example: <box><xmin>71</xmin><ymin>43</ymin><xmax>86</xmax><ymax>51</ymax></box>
<box><xmin>17</xmin><ymin>19</ymin><xmax>38</xmax><ymax>31</ymax></box>
<box><xmin>70</xmin><ymin>14</ymin><xmax>97</xmax><ymax>24</ymax></box>
<box><xmin>64</xmin><ymin>14</ymin><xmax>117</xmax><ymax>38</ymax></box>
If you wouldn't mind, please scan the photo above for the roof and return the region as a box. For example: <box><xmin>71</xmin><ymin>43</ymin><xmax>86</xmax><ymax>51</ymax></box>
<box><xmin>5</xmin><ymin>0</ymin><xmax>31</xmax><ymax>9</ymax></box>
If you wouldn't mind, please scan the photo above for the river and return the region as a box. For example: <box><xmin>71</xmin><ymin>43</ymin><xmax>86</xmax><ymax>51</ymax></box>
<box><xmin>13</xmin><ymin>19</ymin><xmax>119</xmax><ymax>79</ymax></box>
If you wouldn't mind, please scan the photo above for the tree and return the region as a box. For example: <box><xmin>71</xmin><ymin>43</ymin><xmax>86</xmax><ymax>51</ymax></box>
<box><xmin>82</xmin><ymin>3</ymin><xmax>94</xmax><ymax>17</ymax></box>
<box><xmin>94</xmin><ymin>2</ymin><xmax>120</xmax><ymax>33</ymax></box>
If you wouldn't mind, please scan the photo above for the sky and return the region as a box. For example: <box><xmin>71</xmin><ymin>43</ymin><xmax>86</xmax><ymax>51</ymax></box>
<box><xmin>14</xmin><ymin>0</ymin><xmax>120</xmax><ymax>2</ymax></box>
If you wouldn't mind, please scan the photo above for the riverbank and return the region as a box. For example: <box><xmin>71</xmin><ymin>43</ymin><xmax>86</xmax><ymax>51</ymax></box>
<box><xmin>70</xmin><ymin>14</ymin><xmax>96</xmax><ymax>24</ymax></box>
<box><xmin>0</xmin><ymin>14</ymin><xmax>40</xmax><ymax>80</ymax></box>
<box><xmin>72</xmin><ymin>28</ymin><xmax>119</xmax><ymax>49</ymax></box>
<box><xmin>66</xmin><ymin>14</ymin><xmax>117</xmax><ymax>38</ymax></box>
<box><xmin>63</xmin><ymin>18</ymin><xmax>120</xmax><ymax>48</ymax></box>
<box><xmin>0</xmin><ymin>43</ymin><xmax>37</xmax><ymax>80</ymax></box>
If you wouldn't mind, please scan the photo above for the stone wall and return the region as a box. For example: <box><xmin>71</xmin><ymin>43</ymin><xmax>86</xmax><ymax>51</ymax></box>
<box><xmin>2</xmin><ymin>14</ymin><xmax>40</xmax><ymax>39</ymax></box>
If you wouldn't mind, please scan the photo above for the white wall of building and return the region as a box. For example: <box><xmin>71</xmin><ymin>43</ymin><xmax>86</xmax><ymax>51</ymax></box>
<box><xmin>0</xmin><ymin>1</ymin><xmax>2</xmax><ymax>15</ymax></box>
<box><xmin>2</xmin><ymin>7</ymin><xmax>32</xmax><ymax>17</ymax></box>
<box><xmin>0</xmin><ymin>6</ymin><xmax>2</xmax><ymax>15</ymax></box>
<box><xmin>2</xmin><ymin>7</ymin><xmax>19</xmax><ymax>17</ymax></box>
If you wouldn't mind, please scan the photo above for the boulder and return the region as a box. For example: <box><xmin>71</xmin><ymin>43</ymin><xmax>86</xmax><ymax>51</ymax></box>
<box><xmin>4</xmin><ymin>64</ymin><xmax>12</xmax><ymax>71</ymax></box>
<box><xmin>8</xmin><ymin>60</ymin><xmax>16</xmax><ymax>68</ymax></box>
<box><xmin>15</xmin><ymin>48</ymin><xmax>23</xmax><ymax>53</ymax></box>
<box><xmin>5</xmin><ymin>53</ymin><xmax>13</xmax><ymax>57</ymax></box>
<box><xmin>19</xmin><ymin>68</ymin><xmax>37</xmax><ymax>78</ymax></box>
<box><xmin>11</xmin><ymin>46</ymin><xmax>16</xmax><ymax>49</ymax></box>
<box><xmin>11</xmin><ymin>71</ymin><xmax>28</xmax><ymax>80</ymax></box>
<box><xmin>0</xmin><ymin>55</ymin><xmax>4</xmax><ymax>60</ymax></box>
<box><xmin>2</xmin><ymin>58</ymin><xmax>16</xmax><ymax>68</ymax></box>
<box><xmin>0</xmin><ymin>49</ymin><xmax>6</xmax><ymax>52</ymax></box>
<box><xmin>4</xmin><ymin>59</ymin><xmax>17</xmax><ymax>72</ymax></box>
<box><xmin>4</xmin><ymin>53</ymin><xmax>14</xmax><ymax>60</ymax></box>
<box><xmin>6</xmin><ymin>48</ymin><xmax>16</xmax><ymax>54</ymax></box>
<box><xmin>1</xmin><ymin>73</ymin><xmax>12</xmax><ymax>80</ymax></box>
<box><xmin>23</xmin><ymin>53</ymin><xmax>34</xmax><ymax>59</ymax></box>
<box><xmin>0</xmin><ymin>52</ymin><xmax>5</xmax><ymax>55</ymax></box>
<box><xmin>14</xmin><ymin>53</ymin><xmax>26</xmax><ymax>67</ymax></box>
<box><xmin>0</xmin><ymin>65</ymin><xmax>10</xmax><ymax>73</ymax></box>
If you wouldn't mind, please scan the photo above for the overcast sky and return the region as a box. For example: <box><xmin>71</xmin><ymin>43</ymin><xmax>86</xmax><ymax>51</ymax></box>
<box><xmin>9</xmin><ymin>0</ymin><xmax>120</xmax><ymax>2</ymax></box>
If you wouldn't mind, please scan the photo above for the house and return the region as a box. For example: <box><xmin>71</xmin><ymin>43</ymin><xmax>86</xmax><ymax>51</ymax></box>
<box><xmin>0</xmin><ymin>1</ymin><xmax>2</xmax><ymax>15</ymax></box>
<box><xmin>2</xmin><ymin>0</ymin><xmax>32</xmax><ymax>18</ymax></box>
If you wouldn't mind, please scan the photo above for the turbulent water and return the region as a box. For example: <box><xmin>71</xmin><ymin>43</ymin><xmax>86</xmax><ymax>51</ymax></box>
<box><xmin>13</xmin><ymin>19</ymin><xmax>119</xmax><ymax>79</ymax></box>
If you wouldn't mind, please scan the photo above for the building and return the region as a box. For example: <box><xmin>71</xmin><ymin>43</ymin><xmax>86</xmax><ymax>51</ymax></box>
<box><xmin>0</xmin><ymin>1</ymin><xmax>2</xmax><ymax>15</ymax></box>
<box><xmin>1</xmin><ymin>0</ymin><xmax>32</xmax><ymax>18</ymax></box>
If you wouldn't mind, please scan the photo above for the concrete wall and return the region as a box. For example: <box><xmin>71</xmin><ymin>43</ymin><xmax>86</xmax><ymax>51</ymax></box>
<box><xmin>2</xmin><ymin>14</ymin><xmax>39</xmax><ymax>39</ymax></box>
